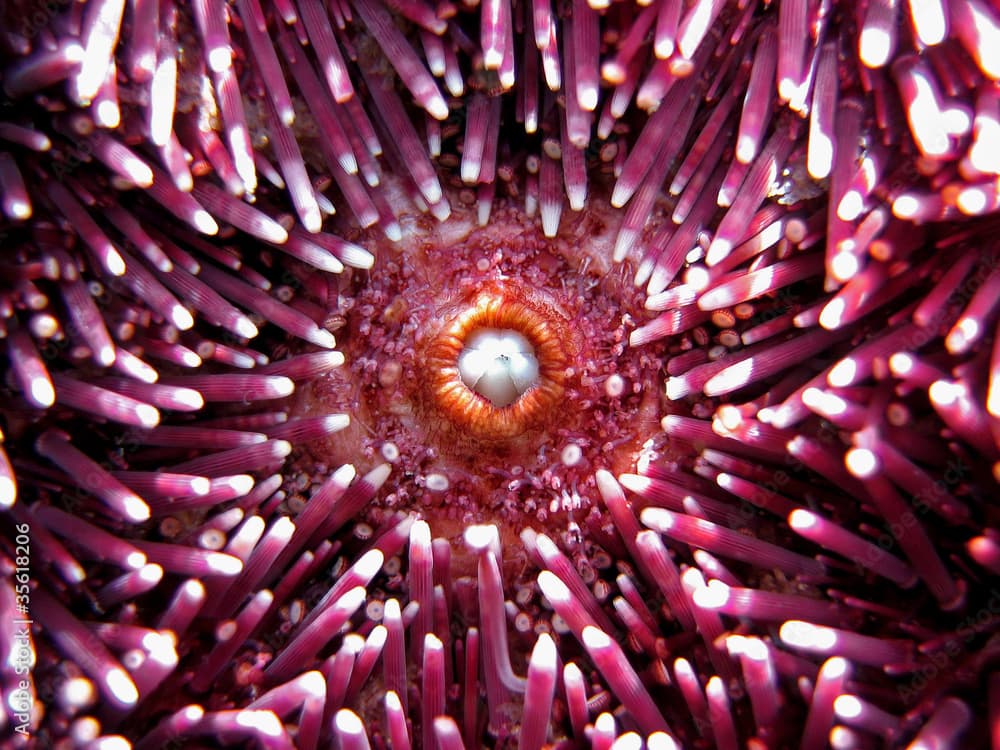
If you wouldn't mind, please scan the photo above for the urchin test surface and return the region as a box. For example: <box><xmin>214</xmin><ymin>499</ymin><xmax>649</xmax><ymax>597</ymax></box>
<box><xmin>290</xmin><ymin>188</ymin><xmax>667</xmax><ymax>536</ymax></box>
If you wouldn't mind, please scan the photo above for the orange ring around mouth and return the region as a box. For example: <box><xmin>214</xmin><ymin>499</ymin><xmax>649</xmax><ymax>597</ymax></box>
<box><xmin>422</xmin><ymin>281</ymin><xmax>577</xmax><ymax>442</ymax></box>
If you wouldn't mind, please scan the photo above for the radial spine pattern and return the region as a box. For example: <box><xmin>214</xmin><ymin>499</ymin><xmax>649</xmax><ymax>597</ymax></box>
<box><xmin>1</xmin><ymin>1</ymin><xmax>1000</xmax><ymax>749</ymax></box>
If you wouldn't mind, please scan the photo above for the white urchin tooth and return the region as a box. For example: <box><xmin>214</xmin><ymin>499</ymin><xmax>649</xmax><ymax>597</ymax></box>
<box><xmin>507</xmin><ymin>352</ymin><xmax>539</xmax><ymax>393</ymax></box>
<box><xmin>478</xmin><ymin>364</ymin><xmax>519</xmax><ymax>407</ymax></box>
<box><xmin>456</xmin><ymin>348</ymin><xmax>493</xmax><ymax>384</ymax></box>
<box><xmin>457</xmin><ymin>328</ymin><xmax>540</xmax><ymax>408</ymax></box>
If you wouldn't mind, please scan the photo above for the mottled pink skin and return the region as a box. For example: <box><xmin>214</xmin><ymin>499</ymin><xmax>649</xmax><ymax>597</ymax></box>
<box><xmin>294</xmin><ymin>187</ymin><xmax>668</xmax><ymax>551</ymax></box>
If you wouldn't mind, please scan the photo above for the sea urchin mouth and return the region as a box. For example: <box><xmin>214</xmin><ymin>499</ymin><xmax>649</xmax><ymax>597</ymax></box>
<box><xmin>296</xmin><ymin>195</ymin><xmax>665</xmax><ymax>526</ymax></box>
<box><xmin>422</xmin><ymin>279</ymin><xmax>575</xmax><ymax>442</ymax></box>
<box><xmin>457</xmin><ymin>327</ymin><xmax>541</xmax><ymax>409</ymax></box>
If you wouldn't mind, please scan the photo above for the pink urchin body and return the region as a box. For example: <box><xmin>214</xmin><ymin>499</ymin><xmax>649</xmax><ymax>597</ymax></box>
<box><xmin>295</xmin><ymin>189</ymin><xmax>666</xmax><ymax>540</ymax></box>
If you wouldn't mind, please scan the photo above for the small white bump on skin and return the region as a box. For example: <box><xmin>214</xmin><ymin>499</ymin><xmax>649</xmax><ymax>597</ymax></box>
<box><xmin>561</xmin><ymin>443</ymin><xmax>583</xmax><ymax>466</ymax></box>
<box><xmin>604</xmin><ymin>373</ymin><xmax>626</xmax><ymax>398</ymax></box>
<box><xmin>458</xmin><ymin>328</ymin><xmax>539</xmax><ymax>407</ymax></box>
<box><xmin>425</xmin><ymin>473</ymin><xmax>449</xmax><ymax>492</ymax></box>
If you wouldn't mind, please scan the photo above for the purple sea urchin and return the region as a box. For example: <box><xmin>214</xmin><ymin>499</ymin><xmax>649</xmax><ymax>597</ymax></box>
<box><xmin>2</xmin><ymin>0</ymin><xmax>1000</xmax><ymax>748</ymax></box>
